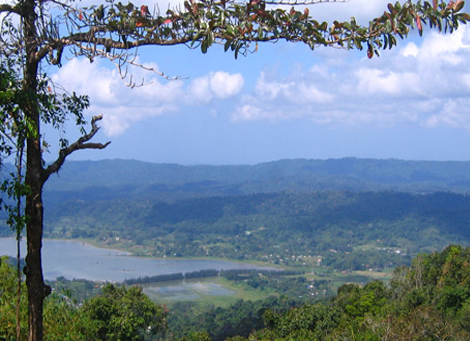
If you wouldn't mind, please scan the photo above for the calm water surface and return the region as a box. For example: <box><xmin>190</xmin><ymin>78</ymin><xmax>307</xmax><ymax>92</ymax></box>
<box><xmin>0</xmin><ymin>238</ymin><xmax>271</xmax><ymax>282</ymax></box>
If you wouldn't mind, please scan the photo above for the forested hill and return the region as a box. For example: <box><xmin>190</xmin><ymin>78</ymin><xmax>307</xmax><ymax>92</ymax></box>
<box><xmin>41</xmin><ymin>190</ymin><xmax>470</xmax><ymax>269</ymax></box>
<box><xmin>42</xmin><ymin>157</ymin><xmax>470</xmax><ymax>196</ymax></box>
<box><xmin>3</xmin><ymin>158</ymin><xmax>470</xmax><ymax>270</ymax></box>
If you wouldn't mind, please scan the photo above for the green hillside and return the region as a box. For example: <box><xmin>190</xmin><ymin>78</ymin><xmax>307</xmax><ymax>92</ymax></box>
<box><xmin>3</xmin><ymin>158</ymin><xmax>470</xmax><ymax>271</ymax></box>
<box><xmin>42</xmin><ymin>158</ymin><xmax>470</xmax><ymax>194</ymax></box>
<box><xmin>2</xmin><ymin>245</ymin><xmax>470</xmax><ymax>340</ymax></box>
<box><xmin>36</xmin><ymin>190</ymin><xmax>470</xmax><ymax>270</ymax></box>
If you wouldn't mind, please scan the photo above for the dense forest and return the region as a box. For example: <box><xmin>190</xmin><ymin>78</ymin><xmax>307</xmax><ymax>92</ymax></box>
<box><xmin>2</xmin><ymin>158</ymin><xmax>470</xmax><ymax>339</ymax></box>
<box><xmin>3</xmin><ymin>158</ymin><xmax>470</xmax><ymax>270</ymax></box>
<box><xmin>33</xmin><ymin>190</ymin><xmax>470</xmax><ymax>270</ymax></box>
<box><xmin>39</xmin><ymin>158</ymin><xmax>470</xmax><ymax>194</ymax></box>
<box><xmin>2</xmin><ymin>245</ymin><xmax>470</xmax><ymax>340</ymax></box>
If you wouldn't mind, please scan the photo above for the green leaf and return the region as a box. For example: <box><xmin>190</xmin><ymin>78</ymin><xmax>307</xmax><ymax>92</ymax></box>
<box><xmin>224</xmin><ymin>39</ymin><xmax>231</xmax><ymax>52</ymax></box>
<box><xmin>201</xmin><ymin>39</ymin><xmax>208</xmax><ymax>53</ymax></box>
<box><xmin>354</xmin><ymin>38</ymin><xmax>362</xmax><ymax>50</ymax></box>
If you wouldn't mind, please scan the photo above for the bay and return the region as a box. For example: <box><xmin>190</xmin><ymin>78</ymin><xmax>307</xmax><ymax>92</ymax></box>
<box><xmin>0</xmin><ymin>238</ymin><xmax>271</xmax><ymax>282</ymax></box>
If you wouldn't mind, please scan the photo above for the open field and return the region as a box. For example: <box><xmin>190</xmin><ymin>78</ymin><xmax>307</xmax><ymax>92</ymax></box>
<box><xmin>141</xmin><ymin>276</ymin><xmax>276</xmax><ymax>308</ymax></box>
<box><xmin>140</xmin><ymin>267</ymin><xmax>395</xmax><ymax>307</ymax></box>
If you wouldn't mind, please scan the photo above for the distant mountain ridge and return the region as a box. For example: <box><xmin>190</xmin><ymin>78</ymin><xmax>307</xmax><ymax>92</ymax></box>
<box><xmin>43</xmin><ymin>157</ymin><xmax>470</xmax><ymax>195</ymax></box>
<box><xmin>3</xmin><ymin>158</ymin><xmax>470</xmax><ymax>267</ymax></box>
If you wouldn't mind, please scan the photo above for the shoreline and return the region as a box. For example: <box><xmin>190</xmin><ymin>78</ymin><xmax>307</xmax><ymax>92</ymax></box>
<box><xmin>68</xmin><ymin>237</ymin><xmax>287</xmax><ymax>270</ymax></box>
<box><xmin>0</xmin><ymin>236</ymin><xmax>284</xmax><ymax>270</ymax></box>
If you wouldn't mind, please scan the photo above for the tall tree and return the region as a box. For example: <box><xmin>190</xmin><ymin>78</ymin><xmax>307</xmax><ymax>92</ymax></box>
<box><xmin>81</xmin><ymin>284</ymin><xmax>167</xmax><ymax>341</ymax></box>
<box><xmin>0</xmin><ymin>58</ymin><xmax>30</xmax><ymax>341</ymax></box>
<box><xmin>0</xmin><ymin>0</ymin><xmax>468</xmax><ymax>340</ymax></box>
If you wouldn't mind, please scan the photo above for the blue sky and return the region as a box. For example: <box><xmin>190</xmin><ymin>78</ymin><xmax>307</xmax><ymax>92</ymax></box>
<box><xmin>43</xmin><ymin>0</ymin><xmax>470</xmax><ymax>165</ymax></box>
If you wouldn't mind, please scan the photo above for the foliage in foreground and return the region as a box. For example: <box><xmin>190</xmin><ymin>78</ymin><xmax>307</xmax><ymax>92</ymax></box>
<box><xmin>80</xmin><ymin>284</ymin><xmax>168</xmax><ymax>341</ymax></box>
<box><xmin>2</xmin><ymin>245</ymin><xmax>470</xmax><ymax>340</ymax></box>
<box><xmin>0</xmin><ymin>257</ymin><xmax>87</xmax><ymax>341</ymax></box>
<box><xmin>248</xmin><ymin>244</ymin><xmax>470</xmax><ymax>341</ymax></box>
<box><xmin>0</xmin><ymin>258</ymin><xmax>167</xmax><ymax>341</ymax></box>
<box><xmin>2</xmin><ymin>0</ymin><xmax>469</xmax><ymax>338</ymax></box>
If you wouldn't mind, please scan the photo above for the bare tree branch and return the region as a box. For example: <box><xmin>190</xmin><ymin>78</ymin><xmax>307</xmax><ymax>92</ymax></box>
<box><xmin>43</xmin><ymin>115</ymin><xmax>111</xmax><ymax>181</ymax></box>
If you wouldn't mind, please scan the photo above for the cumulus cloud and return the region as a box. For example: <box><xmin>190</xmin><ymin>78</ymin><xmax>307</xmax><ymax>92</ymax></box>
<box><xmin>51</xmin><ymin>57</ymin><xmax>245</xmax><ymax>135</ymax></box>
<box><xmin>52</xmin><ymin>58</ymin><xmax>184</xmax><ymax>136</ymax></box>
<box><xmin>425</xmin><ymin>99</ymin><xmax>470</xmax><ymax>129</ymax></box>
<box><xmin>232</xmin><ymin>105</ymin><xmax>265</xmax><ymax>122</ymax></box>
<box><xmin>188</xmin><ymin>71</ymin><xmax>244</xmax><ymax>103</ymax></box>
<box><xmin>231</xmin><ymin>24</ymin><xmax>470</xmax><ymax>130</ymax></box>
<box><xmin>355</xmin><ymin>68</ymin><xmax>423</xmax><ymax>97</ymax></box>
<box><xmin>255</xmin><ymin>71</ymin><xmax>334</xmax><ymax>104</ymax></box>
<box><xmin>210</xmin><ymin>72</ymin><xmax>244</xmax><ymax>99</ymax></box>
<box><xmin>48</xmin><ymin>0</ymin><xmax>470</xmax><ymax>135</ymax></box>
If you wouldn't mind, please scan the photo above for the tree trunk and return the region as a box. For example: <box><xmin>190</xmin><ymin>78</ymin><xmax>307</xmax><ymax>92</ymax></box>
<box><xmin>24</xmin><ymin>176</ymin><xmax>50</xmax><ymax>341</ymax></box>
<box><xmin>24</xmin><ymin>132</ymin><xmax>50</xmax><ymax>341</ymax></box>
<box><xmin>22</xmin><ymin>1</ymin><xmax>51</xmax><ymax>340</ymax></box>
<box><xmin>23</xmin><ymin>81</ymin><xmax>50</xmax><ymax>340</ymax></box>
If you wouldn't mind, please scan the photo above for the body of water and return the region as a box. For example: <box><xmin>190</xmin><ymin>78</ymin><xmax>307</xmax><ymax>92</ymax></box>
<box><xmin>0</xmin><ymin>238</ymin><xmax>272</xmax><ymax>282</ymax></box>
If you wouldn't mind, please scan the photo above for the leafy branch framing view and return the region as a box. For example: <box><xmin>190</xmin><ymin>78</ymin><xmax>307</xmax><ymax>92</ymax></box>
<box><xmin>0</xmin><ymin>0</ymin><xmax>469</xmax><ymax>340</ymax></box>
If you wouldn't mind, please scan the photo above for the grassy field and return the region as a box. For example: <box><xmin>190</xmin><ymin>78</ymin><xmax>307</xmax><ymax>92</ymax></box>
<box><xmin>302</xmin><ymin>267</ymin><xmax>395</xmax><ymax>291</ymax></box>
<box><xmin>52</xmin><ymin>238</ymin><xmax>395</xmax><ymax>307</ymax></box>
<box><xmin>141</xmin><ymin>276</ymin><xmax>276</xmax><ymax>308</ymax></box>
<box><xmin>140</xmin><ymin>266</ymin><xmax>395</xmax><ymax>308</ymax></box>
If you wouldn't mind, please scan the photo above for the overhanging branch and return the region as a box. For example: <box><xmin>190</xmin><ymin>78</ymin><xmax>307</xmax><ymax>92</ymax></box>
<box><xmin>43</xmin><ymin>115</ymin><xmax>111</xmax><ymax>181</ymax></box>
<box><xmin>31</xmin><ymin>0</ymin><xmax>469</xmax><ymax>83</ymax></box>
<box><xmin>0</xmin><ymin>4</ymin><xmax>21</xmax><ymax>15</ymax></box>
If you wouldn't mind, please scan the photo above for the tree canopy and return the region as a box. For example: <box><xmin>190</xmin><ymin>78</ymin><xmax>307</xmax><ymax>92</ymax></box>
<box><xmin>2</xmin><ymin>245</ymin><xmax>470</xmax><ymax>340</ymax></box>
<box><xmin>1</xmin><ymin>0</ymin><xmax>469</xmax><ymax>340</ymax></box>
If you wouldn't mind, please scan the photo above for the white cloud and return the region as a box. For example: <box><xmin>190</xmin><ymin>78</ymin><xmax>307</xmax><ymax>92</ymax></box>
<box><xmin>255</xmin><ymin>73</ymin><xmax>292</xmax><ymax>100</ymax></box>
<box><xmin>400</xmin><ymin>42</ymin><xmax>419</xmax><ymax>58</ymax></box>
<box><xmin>188</xmin><ymin>77</ymin><xmax>213</xmax><ymax>103</ymax></box>
<box><xmin>254</xmin><ymin>71</ymin><xmax>334</xmax><ymax>105</ymax></box>
<box><xmin>52</xmin><ymin>58</ymin><xmax>184</xmax><ymax>136</ymax></box>
<box><xmin>231</xmin><ymin>24</ymin><xmax>470</xmax><ymax>130</ymax></box>
<box><xmin>188</xmin><ymin>71</ymin><xmax>244</xmax><ymax>102</ymax></box>
<box><xmin>48</xmin><ymin>1</ymin><xmax>470</xmax><ymax>135</ymax></box>
<box><xmin>51</xmin><ymin>57</ymin><xmax>247</xmax><ymax>135</ymax></box>
<box><xmin>425</xmin><ymin>99</ymin><xmax>470</xmax><ymax>129</ymax></box>
<box><xmin>232</xmin><ymin>105</ymin><xmax>264</xmax><ymax>122</ymax></box>
<box><xmin>209</xmin><ymin>72</ymin><xmax>244</xmax><ymax>99</ymax></box>
<box><xmin>296</xmin><ymin>82</ymin><xmax>334</xmax><ymax>103</ymax></box>
<box><xmin>355</xmin><ymin>68</ymin><xmax>423</xmax><ymax>96</ymax></box>
<box><xmin>52</xmin><ymin>58</ymin><xmax>117</xmax><ymax>103</ymax></box>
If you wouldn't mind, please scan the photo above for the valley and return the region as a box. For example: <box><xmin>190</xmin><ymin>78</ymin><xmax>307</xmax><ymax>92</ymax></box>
<box><xmin>2</xmin><ymin>158</ymin><xmax>470</xmax><ymax>340</ymax></box>
<box><xmin>3</xmin><ymin>158</ymin><xmax>470</xmax><ymax>280</ymax></box>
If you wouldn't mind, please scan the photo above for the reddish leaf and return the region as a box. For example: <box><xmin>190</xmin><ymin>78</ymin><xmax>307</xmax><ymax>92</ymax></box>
<box><xmin>416</xmin><ymin>15</ymin><xmax>422</xmax><ymax>35</ymax></box>
<box><xmin>454</xmin><ymin>0</ymin><xmax>464</xmax><ymax>12</ymax></box>
<box><xmin>367</xmin><ymin>44</ymin><xmax>373</xmax><ymax>59</ymax></box>
<box><xmin>141</xmin><ymin>5</ymin><xmax>149</xmax><ymax>17</ymax></box>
